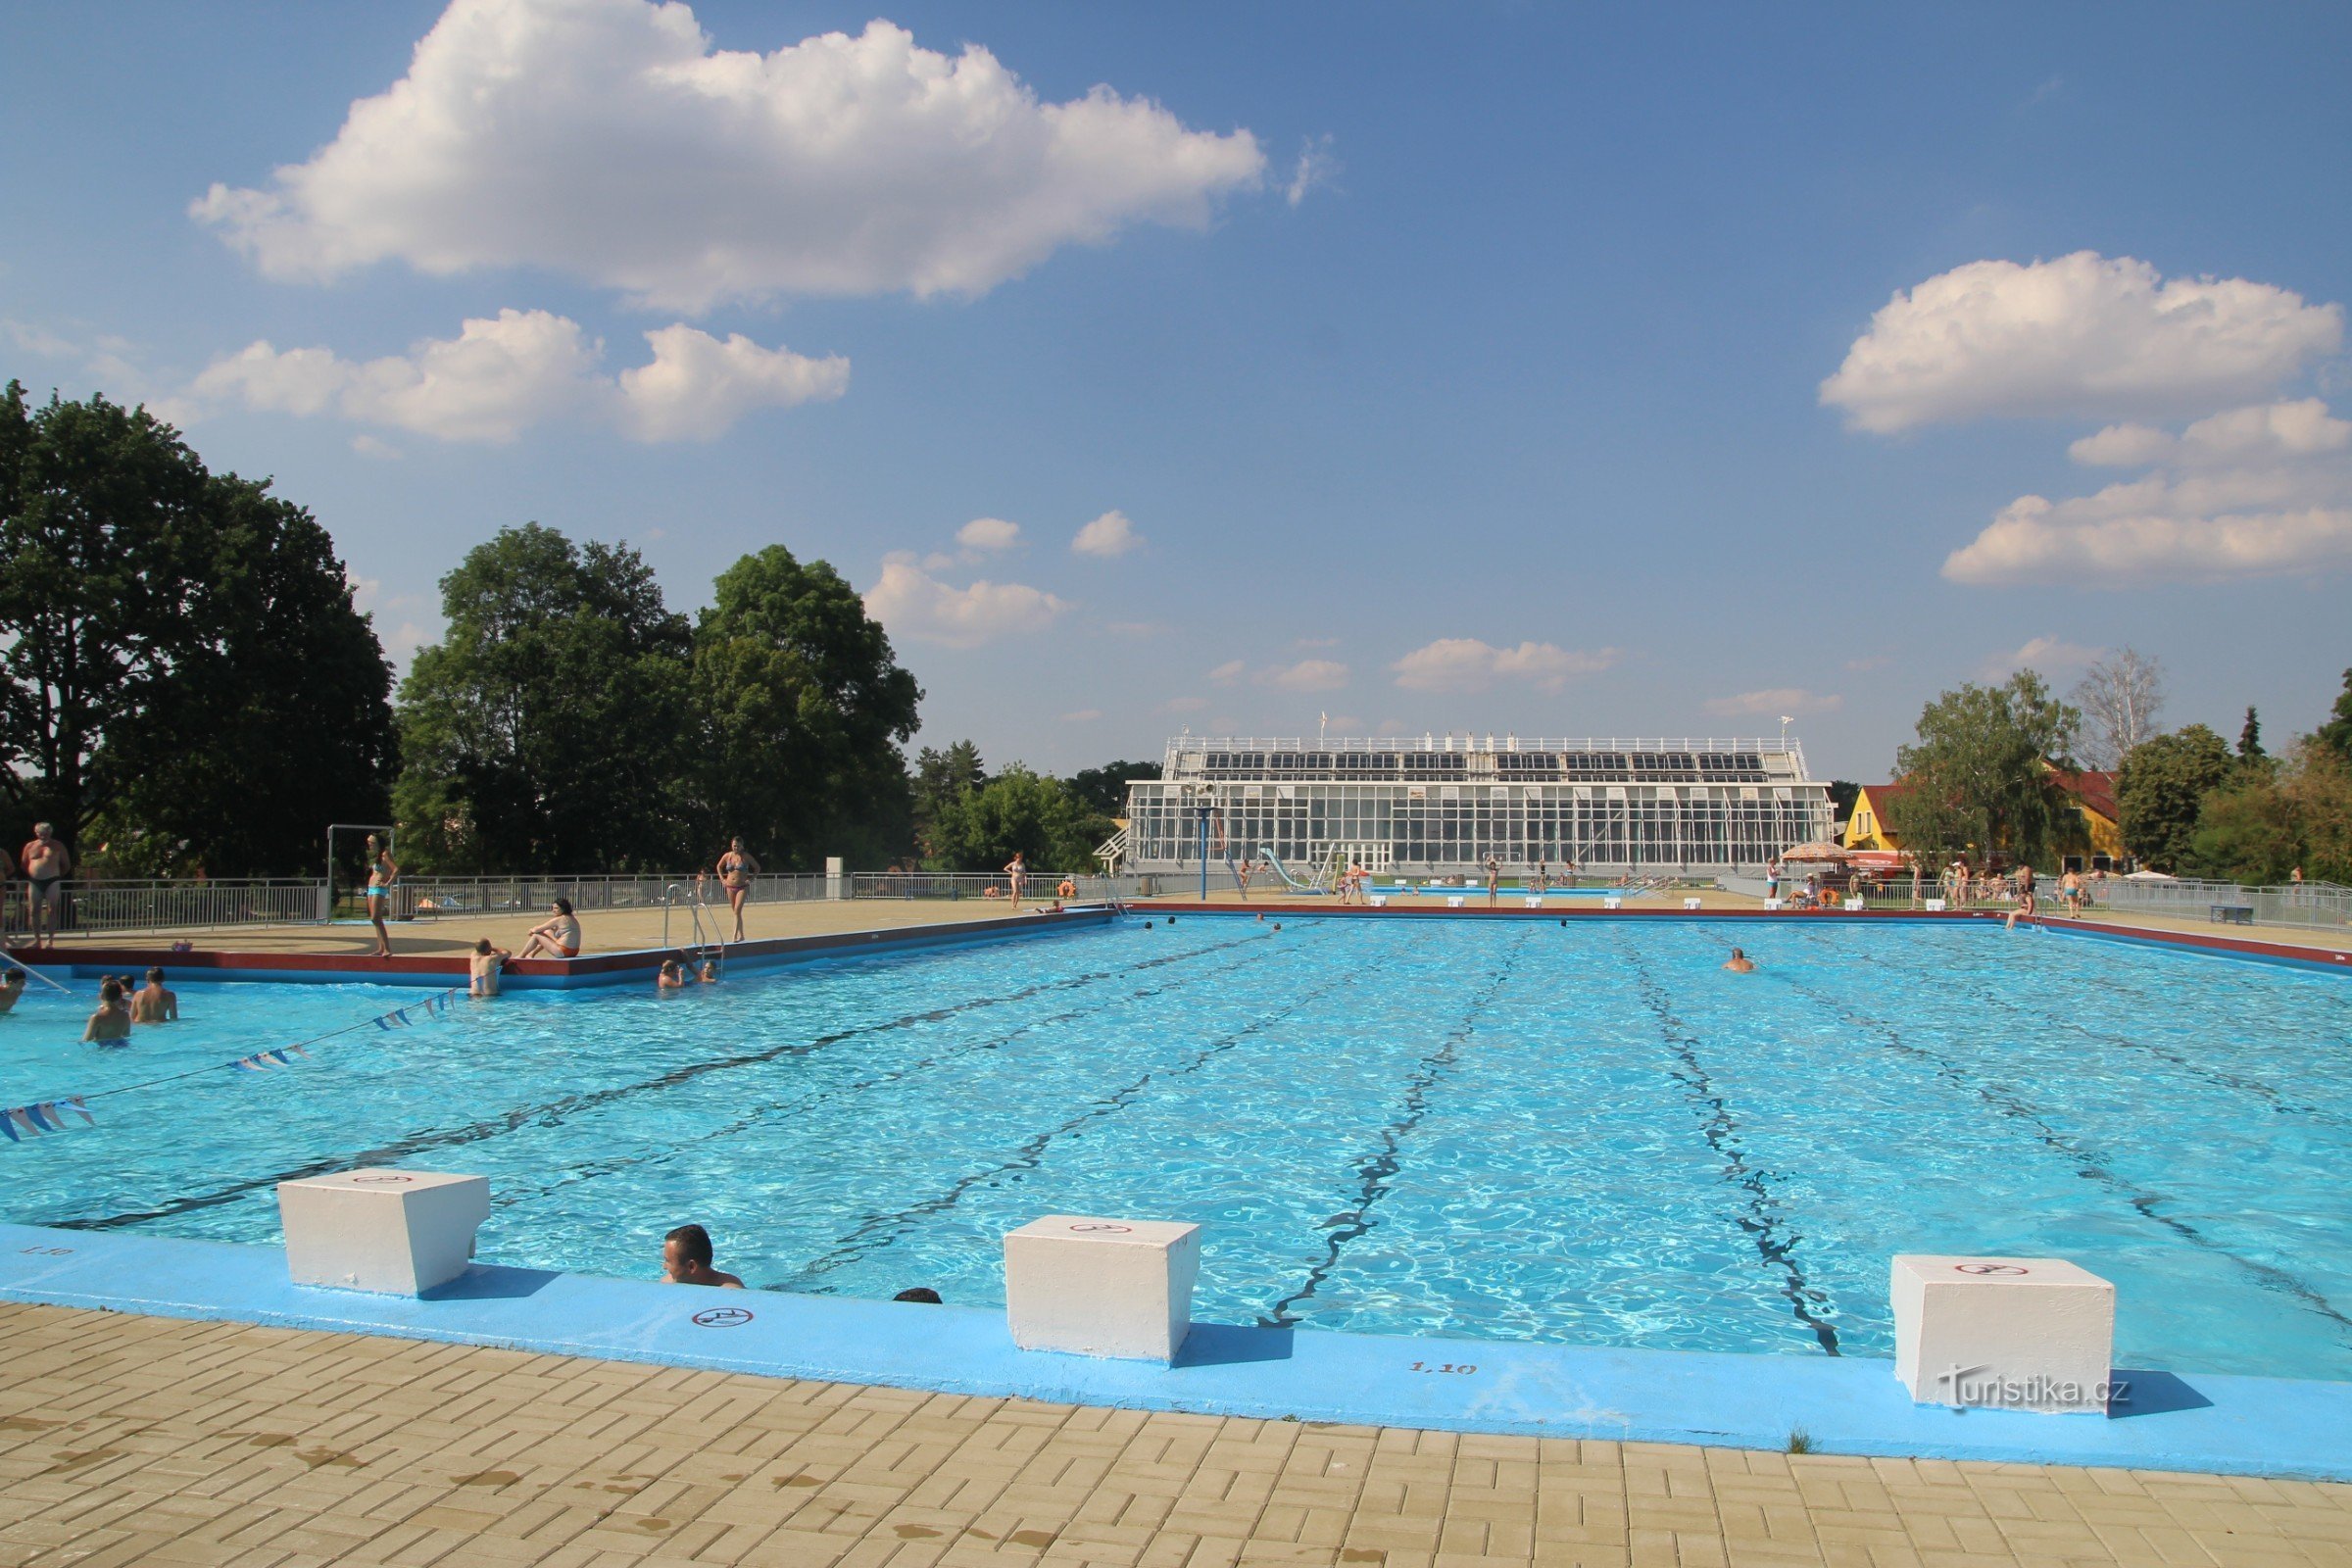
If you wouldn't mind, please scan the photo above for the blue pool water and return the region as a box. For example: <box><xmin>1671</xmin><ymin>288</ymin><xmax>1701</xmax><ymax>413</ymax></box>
<box><xmin>3</xmin><ymin>918</ymin><xmax>2347</xmax><ymax>1378</ymax></box>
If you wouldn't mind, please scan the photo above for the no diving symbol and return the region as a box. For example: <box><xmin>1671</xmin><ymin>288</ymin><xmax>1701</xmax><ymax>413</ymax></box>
<box><xmin>1068</xmin><ymin>1223</ymin><xmax>1132</xmax><ymax>1234</ymax></box>
<box><xmin>1954</xmin><ymin>1263</ymin><xmax>2029</xmax><ymax>1276</ymax></box>
<box><xmin>692</xmin><ymin>1306</ymin><xmax>755</xmax><ymax>1328</ymax></box>
<box><xmin>350</xmin><ymin>1174</ymin><xmax>415</xmax><ymax>1185</ymax></box>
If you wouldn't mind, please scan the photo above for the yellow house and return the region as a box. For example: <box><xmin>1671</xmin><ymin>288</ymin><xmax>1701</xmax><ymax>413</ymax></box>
<box><xmin>1840</xmin><ymin>771</ymin><xmax>2124</xmax><ymax>865</ymax></box>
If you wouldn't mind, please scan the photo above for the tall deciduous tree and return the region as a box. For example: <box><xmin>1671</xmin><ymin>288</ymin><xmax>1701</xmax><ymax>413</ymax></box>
<box><xmin>0</xmin><ymin>383</ymin><xmax>394</xmax><ymax>870</ymax></box>
<box><xmin>690</xmin><ymin>546</ymin><xmax>921</xmax><ymax>869</ymax></box>
<box><xmin>1067</xmin><ymin>759</ymin><xmax>1159</xmax><ymax>818</ymax></box>
<box><xmin>1881</xmin><ymin>671</ymin><xmax>2080</xmax><ymax>864</ymax></box>
<box><xmin>2071</xmin><ymin>648</ymin><xmax>2166</xmax><ymax>771</ymax></box>
<box><xmin>393</xmin><ymin>524</ymin><xmax>691</xmax><ymax>872</ymax></box>
<box><xmin>2317</xmin><ymin>669</ymin><xmax>2352</xmax><ymax>764</ymax></box>
<box><xmin>927</xmin><ymin>766</ymin><xmax>1111</xmax><ymax>874</ymax></box>
<box><xmin>910</xmin><ymin>741</ymin><xmax>987</xmax><ymax>858</ymax></box>
<box><xmin>2116</xmin><ymin>723</ymin><xmax>2233</xmax><ymax>872</ymax></box>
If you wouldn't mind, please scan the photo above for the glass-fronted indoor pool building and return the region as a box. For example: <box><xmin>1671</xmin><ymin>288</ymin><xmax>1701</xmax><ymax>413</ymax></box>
<box><xmin>1118</xmin><ymin>734</ymin><xmax>1836</xmax><ymax>877</ymax></box>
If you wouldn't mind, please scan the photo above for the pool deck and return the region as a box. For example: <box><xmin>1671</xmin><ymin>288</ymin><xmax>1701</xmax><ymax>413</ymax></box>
<box><xmin>10</xmin><ymin>892</ymin><xmax>2345</xmax><ymax>987</ymax></box>
<box><xmin>5</xmin><ymin>1299</ymin><xmax>2349</xmax><ymax>1568</ymax></box>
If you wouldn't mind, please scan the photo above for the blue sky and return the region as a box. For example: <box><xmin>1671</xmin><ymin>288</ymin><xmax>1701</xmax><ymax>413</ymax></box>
<box><xmin>5</xmin><ymin>1</ymin><xmax>2348</xmax><ymax>782</ymax></box>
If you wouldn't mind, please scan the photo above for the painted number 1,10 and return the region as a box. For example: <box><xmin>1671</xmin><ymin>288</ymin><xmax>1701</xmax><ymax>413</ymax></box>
<box><xmin>1408</xmin><ymin>1360</ymin><xmax>1477</xmax><ymax>1375</ymax></box>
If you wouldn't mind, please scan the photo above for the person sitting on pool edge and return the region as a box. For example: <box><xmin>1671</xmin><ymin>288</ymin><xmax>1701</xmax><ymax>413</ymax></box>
<box><xmin>517</xmin><ymin>899</ymin><xmax>581</xmax><ymax>958</ymax></box>
<box><xmin>662</xmin><ymin>1224</ymin><xmax>743</xmax><ymax>1288</ymax></box>
<box><xmin>1722</xmin><ymin>948</ymin><xmax>1756</xmax><ymax>973</ymax></box>
<box><xmin>83</xmin><ymin>977</ymin><xmax>132</xmax><ymax>1042</ymax></box>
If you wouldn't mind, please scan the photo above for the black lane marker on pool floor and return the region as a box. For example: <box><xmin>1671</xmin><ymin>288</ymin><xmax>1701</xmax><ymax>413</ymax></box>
<box><xmin>1787</xmin><ymin>924</ymin><xmax>2337</xmax><ymax>1125</ymax></box>
<box><xmin>1256</xmin><ymin>932</ymin><xmax>1525</xmax><ymax>1329</ymax></box>
<box><xmin>53</xmin><ymin>928</ymin><xmax>1271</xmax><ymax>1233</ymax></box>
<box><xmin>504</xmin><ymin>935</ymin><xmax>1301</xmax><ymax>1205</ymax></box>
<box><xmin>778</xmin><ymin>926</ymin><xmax>1355</xmax><ymax>1292</ymax></box>
<box><xmin>1780</xmin><ymin>973</ymin><xmax>2352</xmax><ymax>1342</ymax></box>
<box><xmin>1621</xmin><ymin>936</ymin><xmax>1843</xmax><ymax>1355</ymax></box>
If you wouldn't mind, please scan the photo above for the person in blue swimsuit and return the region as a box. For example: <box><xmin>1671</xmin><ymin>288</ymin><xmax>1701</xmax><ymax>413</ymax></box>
<box><xmin>363</xmin><ymin>834</ymin><xmax>398</xmax><ymax>958</ymax></box>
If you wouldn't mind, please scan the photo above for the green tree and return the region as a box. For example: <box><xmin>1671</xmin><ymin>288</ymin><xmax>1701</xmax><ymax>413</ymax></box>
<box><xmin>910</xmin><ymin>741</ymin><xmax>987</xmax><ymax>858</ymax></box>
<box><xmin>1880</xmin><ymin>671</ymin><xmax>2080</xmax><ymax>864</ymax></box>
<box><xmin>393</xmin><ymin>524</ymin><xmax>691</xmax><ymax>872</ymax></box>
<box><xmin>690</xmin><ymin>546</ymin><xmax>921</xmax><ymax>871</ymax></box>
<box><xmin>2316</xmin><ymin>669</ymin><xmax>2352</xmax><ymax>764</ymax></box>
<box><xmin>2116</xmin><ymin>723</ymin><xmax>2233</xmax><ymax>871</ymax></box>
<box><xmin>0</xmin><ymin>382</ymin><xmax>394</xmax><ymax>870</ymax></box>
<box><xmin>2237</xmin><ymin>706</ymin><xmax>2265</xmax><ymax>763</ymax></box>
<box><xmin>1068</xmin><ymin>759</ymin><xmax>1159</xmax><ymax>818</ymax></box>
<box><xmin>2187</xmin><ymin>739</ymin><xmax>2352</xmax><ymax>885</ymax></box>
<box><xmin>927</xmin><ymin>765</ymin><xmax>1111</xmax><ymax>873</ymax></box>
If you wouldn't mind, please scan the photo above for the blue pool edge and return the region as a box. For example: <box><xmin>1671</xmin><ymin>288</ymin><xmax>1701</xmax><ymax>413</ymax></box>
<box><xmin>6</xmin><ymin>1222</ymin><xmax>2347</xmax><ymax>1482</ymax></box>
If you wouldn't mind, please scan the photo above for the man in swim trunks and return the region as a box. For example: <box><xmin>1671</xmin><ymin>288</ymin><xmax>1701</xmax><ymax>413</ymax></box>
<box><xmin>83</xmin><ymin>977</ymin><xmax>131</xmax><ymax>1042</ymax></box>
<box><xmin>1483</xmin><ymin>855</ymin><xmax>1501</xmax><ymax>902</ymax></box>
<box><xmin>362</xmin><ymin>834</ymin><xmax>398</xmax><ymax>958</ymax></box>
<box><xmin>0</xmin><ymin>970</ymin><xmax>24</xmax><ymax>1014</ymax></box>
<box><xmin>1723</xmin><ymin>948</ymin><xmax>1756</xmax><ymax>973</ymax></box>
<box><xmin>662</xmin><ymin>1224</ymin><xmax>743</xmax><ymax>1288</ymax></box>
<box><xmin>469</xmin><ymin>939</ymin><xmax>511</xmax><ymax>998</ymax></box>
<box><xmin>716</xmin><ymin>837</ymin><xmax>760</xmax><ymax>941</ymax></box>
<box><xmin>518</xmin><ymin>899</ymin><xmax>582</xmax><ymax>958</ymax></box>
<box><xmin>22</xmin><ymin>824</ymin><xmax>72</xmax><ymax>946</ymax></box>
<box><xmin>656</xmin><ymin>957</ymin><xmax>687</xmax><ymax>990</ymax></box>
<box><xmin>129</xmin><ymin>967</ymin><xmax>177</xmax><ymax>1023</ymax></box>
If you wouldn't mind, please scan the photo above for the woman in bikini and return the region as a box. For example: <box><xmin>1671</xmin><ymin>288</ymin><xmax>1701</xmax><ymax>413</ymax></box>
<box><xmin>518</xmin><ymin>899</ymin><xmax>582</xmax><ymax>959</ymax></box>
<box><xmin>716</xmin><ymin>837</ymin><xmax>760</xmax><ymax>941</ymax></box>
<box><xmin>1004</xmin><ymin>852</ymin><xmax>1027</xmax><ymax>909</ymax></box>
<box><xmin>362</xmin><ymin>834</ymin><xmax>398</xmax><ymax>957</ymax></box>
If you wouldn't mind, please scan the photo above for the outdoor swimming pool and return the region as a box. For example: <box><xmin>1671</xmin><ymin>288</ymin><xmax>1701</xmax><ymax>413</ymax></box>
<box><xmin>3</xmin><ymin>917</ymin><xmax>2347</xmax><ymax>1380</ymax></box>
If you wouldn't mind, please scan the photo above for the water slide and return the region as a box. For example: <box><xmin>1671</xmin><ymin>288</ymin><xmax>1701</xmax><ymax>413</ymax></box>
<box><xmin>1250</xmin><ymin>851</ymin><xmax>1327</xmax><ymax>894</ymax></box>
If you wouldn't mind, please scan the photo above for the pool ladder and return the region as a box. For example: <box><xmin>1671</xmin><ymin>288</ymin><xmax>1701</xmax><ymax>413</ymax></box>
<box><xmin>662</xmin><ymin>884</ymin><xmax>727</xmax><ymax>978</ymax></box>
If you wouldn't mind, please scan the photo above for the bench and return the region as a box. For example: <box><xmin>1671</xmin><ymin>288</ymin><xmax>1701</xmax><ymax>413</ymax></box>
<box><xmin>2209</xmin><ymin>904</ymin><xmax>2254</xmax><ymax>926</ymax></box>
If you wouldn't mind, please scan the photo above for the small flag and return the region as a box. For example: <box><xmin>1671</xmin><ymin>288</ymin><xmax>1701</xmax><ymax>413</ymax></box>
<box><xmin>24</xmin><ymin>1103</ymin><xmax>59</xmax><ymax>1133</ymax></box>
<box><xmin>65</xmin><ymin>1098</ymin><xmax>92</xmax><ymax>1126</ymax></box>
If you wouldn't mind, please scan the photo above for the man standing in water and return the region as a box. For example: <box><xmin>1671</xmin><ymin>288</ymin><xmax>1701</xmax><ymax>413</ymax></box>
<box><xmin>129</xmin><ymin>967</ymin><xmax>177</xmax><ymax>1022</ymax></box>
<box><xmin>1723</xmin><ymin>948</ymin><xmax>1757</xmax><ymax>973</ymax></box>
<box><xmin>82</xmin><ymin>977</ymin><xmax>131</xmax><ymax>1042</ymax></box>
<box><xmin>716</xmin><ymin>837</ymin><xmax>760</xmax><ymax>941</ymax></box>
<box><xmin>662</xmin><ymin>1224</ymin><xmax>744</xmax><ymax>1288</ymax></box>
<box><xmin>21</xmin><ymin>824</ymin><xmax>71</xmax><ymax>947</ymax></box>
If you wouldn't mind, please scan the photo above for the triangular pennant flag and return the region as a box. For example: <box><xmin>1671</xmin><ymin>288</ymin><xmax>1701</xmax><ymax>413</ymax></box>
<box><xmin>24</xmin><ymin>1103</ymin><xmax>58</xmax><ymax>1133</ymax></box>
<box><xmin>0</xmin><ymin>1112</ymin><xmax>18</xmax><ymax>1143</ymax></box>
<box><xmin>66</xmin><ymin>1097</ymin><xmax>93</xmax><ymax>1125</ymax></box>
<box><xmin>269</xmin><ymin>1049</ymin><xmax>292</xmax><ymax>1065</ymax></box>
<box><xmin>286</xmin><ymin>1045</ymin><xmax>310</xmax><ymax>1058</ymax></box>
<box><xmin>9</xmin><ymin>1107</ymin><xmax>41</xmax><ymax>1137</ymax></box>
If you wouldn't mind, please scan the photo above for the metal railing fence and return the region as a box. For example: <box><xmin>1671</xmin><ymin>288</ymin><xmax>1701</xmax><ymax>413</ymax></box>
<box><xmin>21</xmin><ymin>879</ymin><xmax>324</xmax><ymax>939</ymax></box>
<box><xmin>2095</xmin><ymin>877</ymin><xmax>2350</xmax><ymax>931</ymax></box>
<box><xmin>363</xmin><ymin>872</ymin><xmax>833</xmax><ymax>922</ymax></box>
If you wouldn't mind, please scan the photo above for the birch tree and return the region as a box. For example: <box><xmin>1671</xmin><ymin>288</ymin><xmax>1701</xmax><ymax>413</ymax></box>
<box><xmin>2072</xmin><ymin>648</ymin><xmax>2166</xmax><ymax>770</ymax></box>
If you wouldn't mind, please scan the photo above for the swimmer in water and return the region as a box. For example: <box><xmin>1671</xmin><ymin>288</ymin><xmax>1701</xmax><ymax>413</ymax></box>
<box><xmin>0</xmin><ymin>970</ymin><xmax>25</xmax><ymax>1014</ymax></box>
<box><xmin>662</xmin><ymin>1224</ymin><xmax>743</xmax><ymax>1288</ymax></box>
<box><xmin>129</xmin><ymin>967</ymin><xmax>177</xmax><ymax>1023</ymax></box>
<box><xmin>657</xmin><ymin>957</ymin><xmax>687</xmax><ymax>990</ymax></box>
<box><xmin>1722</xmin><ymin>948</ymin><xmax>1756</xmax><ymax>973</ymax></box>
<box><xmin>469</xmin><ymin>939</ymin><xmax>511</xmax><ymax>998</ymax></box>
<box><xmin>83</xmin><ymin>977</ymin><xmax>132</xmax><ymax>1042</ymax></box>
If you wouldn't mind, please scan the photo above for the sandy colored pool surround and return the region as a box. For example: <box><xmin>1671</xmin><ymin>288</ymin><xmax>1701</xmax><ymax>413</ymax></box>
<box><xmin>4</xmin><ymin>1299</ymin><xmax>2350</xmax><ymax>1568</ymax></box>
<box><xmin>8</xmin><ymin>894</ymin><xmax>2345</xmax><ymax>989</ymax></box>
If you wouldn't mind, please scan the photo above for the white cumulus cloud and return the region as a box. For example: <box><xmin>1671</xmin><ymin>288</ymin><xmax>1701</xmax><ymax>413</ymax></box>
<box><xmin>1821</xmin><ymin>252</ymin><xmax>2341</xmax><ymax>433</ymax></box>
<box><xmin>1943</xmin><ymin>398</ymin><xmax>2352</xmax><ymax>587</ymax></box>
<box><xmin>191</xmin><ymin>1</ymin><xmax>1265</xmax><ymax>312</ymax></box>
<box><xmin>1072</xmin><ymin>509</ymin><xmax>1142</xmax><ymax>558</ymax></box>
<box><xmin>860</xmin><ymin>553</ymin><xmax>1068</xmax><ymax>648</ymax></box>
<box><xmin>1260</xmin><ymin>659</ymin><xmax>1349</xmax><ymax>693</ymax></box>
<box><xmin>1981</xmin><ymin>638</ymin><xmax>2104</xmax><ymax>680</ymax></box>
<box><xmin>190</xmin><ymin>309</ymin><xmax>844</xmax><ymax>442</ymax></box>
<box><xmin>956</xmin><ymin>517</ymin><xmax>1022</xmax><ymax>552</ymax></box>
<box><xmin>1701</xmin><ymin>689</ymin><xmax>1843</xmax><ymax>718</ymax></box>
<box><xmin>1390</xmin><ymin>639</ymin><xmax>1618</xmax><ymax>695</ymax></box>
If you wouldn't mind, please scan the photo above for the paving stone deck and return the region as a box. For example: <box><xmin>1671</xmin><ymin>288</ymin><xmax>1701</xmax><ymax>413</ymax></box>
<box><xmin>3</xmin><ymin>1302</ymin><xmax>2347</xmax><ymax>1568</ymax></box>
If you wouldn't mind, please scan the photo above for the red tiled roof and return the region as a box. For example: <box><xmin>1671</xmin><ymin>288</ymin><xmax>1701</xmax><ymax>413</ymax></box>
<box><xmin>2051</xmin><ymin>768</ymin><xmax>2118</xmax><ymax>821</ymax></box>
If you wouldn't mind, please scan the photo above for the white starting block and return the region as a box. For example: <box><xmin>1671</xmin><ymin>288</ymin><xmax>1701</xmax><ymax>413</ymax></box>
<box><xmin>1369</xmin><ymin>896</ymin><xmax>1387</xmax><ymax>907</ymax></box>
<box><xmin>1845</xmin><ymin>896</ymin><xmax>1867</xmax><ymax>912</ymax></box>
<box><xmin>1684</xmin><ymin>897</ymin><xmax>1703</xmax><ymax>910</ymax></box>
<box><xmin>1525</xmin><ymin>896</ymin><xmax>1544</xmax><ymax>908</ymax></box>
<box><xmin>1763</xmin><ymin>898</ymin><xmax>1783</xmax><ymax>910</ymax></box>
<box><xmin>1891</xmin><ymin>1254</ymin><xmax>2115</xmax><ymax>1413</ymax></box>
<box><xmin>1603</xmin><ymin>897</ymin><xmax>1623</xmax><ymax>909</ymax></box>
<box><xmin>1446</xmin><ymin>896</ymin><xmax>1465</xmax><ymax>907</ymax></box>
<box><xmin>1925</xmin><ymin>898</ymin><xmax>1947</xmax><ymax>911</ymax></box>
<box><xmin>278</xmin><ymin>1169</ymin><xmax>490</xmax><ymax>1295</ymax></box>
<box><xmin>1004</xmin><ymin>1215</ymin><xmax>1200</xmax><ymax>1363</ymax></box>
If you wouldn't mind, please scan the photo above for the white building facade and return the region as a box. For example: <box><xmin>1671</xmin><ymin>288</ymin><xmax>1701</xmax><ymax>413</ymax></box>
<box><xmin>1121</xmin><ymin>735</ymin><xmax>1833</xmax><ymax>877</ymax></box>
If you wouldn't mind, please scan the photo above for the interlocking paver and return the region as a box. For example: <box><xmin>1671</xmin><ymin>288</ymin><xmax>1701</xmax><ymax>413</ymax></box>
<box><xmin>3</xmin><ymin>1301</ymin><xmax>2349</xmax><ymax>1568</ymax></box>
